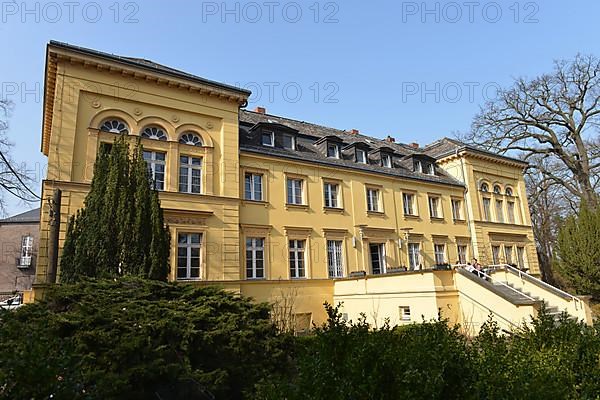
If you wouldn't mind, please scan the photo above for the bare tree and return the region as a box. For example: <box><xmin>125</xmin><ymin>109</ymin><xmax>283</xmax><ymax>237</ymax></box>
<box><xmin>0</xmin><ymin>100</ymin><xmax>39</xmax><ymax>212</ymax></box>
<box><xmin>464</xmin><ymin>54</ymin><xmax>600</xmax><ymax>207</ymax></box>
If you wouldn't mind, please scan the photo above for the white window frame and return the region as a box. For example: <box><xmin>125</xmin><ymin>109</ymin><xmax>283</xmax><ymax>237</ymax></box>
<box><xmin>415</xmin><ymin>160</ymin><xmax>423</xmax><ymax>173</ymax></box>
<box><xmin>356</xmin><ymin>149</ymin><xmax>367</xmax><ymax>164</ymax></box>
<box><xmin>261</xmin><ymin>130</ymin><xmax>274</xmax><ymax>147</ymax></box>
<box><xmin>403</xmin><ymin>193</ymin><xmax>415</xmax><ymax>215</ymax></box>
<box><xmin>245</xmin><ymin>173</ymin><xmax>263</xmax><ymax>201</ymax></box>
<box><xmin>327</xmin><ymin>143</ymin><xmax>340</xmax><ymax>159</ymax></box>
<box><xmin>366</xmin><ymin>188</ymin><xmax>380</xmax><ymax>212</ymax></box>
<box><xmin>369</xmin><ymin>242</ymin><xmax>387</xmax><ymax>274</ymax></box>
<box><xmin>399</xmin><ymin>306</ymin><xmax>411</xmax><ymax>321</ymax></box>
<box><xmin>20</xmin><ymin>235</ymin><xmax>33</xmax><ymax>267</ymax></box>
<box><xmin>176</xmin><ymin>233</ymin><xmax>202</xmax><ymax>280</ymax></box>
<box><xmin>143</xmin><ymin>150</ymin><xmax>166</xmax><ymax>191</ymax></box>
<box><xmin>327</xmin><ymin>240</ymin><xmax>344</xmax><ymax>278</ymax></box>
<box><xmin>179</xmin><ymin>155</ymin><xmax>202</xmax><ymax>194</ymax></box>
<box><xmin>428</xmin><ymin>196</ymin><xmax>441</xmax><ymax>218</ymax></box>
<box><xmin>323</xmin><ymin>182</ymin><xmax>339</xmax><ymax>208</ymax></box>
<box><xmin>434</xmin><ymin>243</ymin><xmax>446</xmax><ymax>265</ymax></box>
<box><xmin>246</xmin><ymin>237</ymin><xmax>265</xmax><ymax>279</ymax></box>
<box><xmin>282</xmin><ymin>134</ymin><xmax>296</xmax><ymax>150</ymax></box>
<box><xmin>426</xmin><ymin>163</ymin><xmax>435</xmax><ymax>175</ymax></box>
<box><xmin>451</xmin><ymin>199</ymin><xmax>462</xmax><ymax>220</ymax></box>
<box><xmin>287</xmin><ymin>178</ymin><xmax>304</xmax><ymax>205</ymax></box>
<box><xmin>382</xmin><ymin>154</ymin><xmax>392</xmax><ymax>168</ymax></box>
<box><xmin>289</xmin><ymin>239</ymin><xmax>306</xmax><ymax>279</ymax></box>
<box><xmin>408</xmin><ymin>243</ymin><xmax>421</xmax><ymax>270</ymax></box>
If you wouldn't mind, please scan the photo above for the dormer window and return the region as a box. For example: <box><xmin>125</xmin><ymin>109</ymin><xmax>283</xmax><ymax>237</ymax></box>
<box><xmin>282</xmin><ymin>134</ymin><xmax>295</xmax><ymax>150</ymax></box>
<box><xmin>261</xmin><ymin>130</ymin><xmax>274</xmax><ymax>147</ymax></box>
<box><xmin>415</xmin><ymin>160</ymin><xmax>423</xmax><ymax>173</ymax></box>
<box><xmin>356</xmin><ymin>149</ymin><xmax>367</xmax><ymax>164</ymax></box>
<box><xmin>382</xmin><ymin>154</ymin><xmax>392</xmax><ymax>168</ymax></box>
<box><xmin>426</xmin><ymin>163</ymin><xmax>435</xmax><ymax>175</ymax></box>
<box><xmin>327</xmin><ymin>143</ymin><xmax>340</xmax><ymax>158</ymax></box>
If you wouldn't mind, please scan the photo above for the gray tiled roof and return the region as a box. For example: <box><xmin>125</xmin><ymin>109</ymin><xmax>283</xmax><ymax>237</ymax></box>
<box><xmin>239</xmin><ymin>110</ymin><xmax>465</xmax><ymax>187</ymax></box>
<box><xmin>49</xmin><ymin>41</ymin><xmax>251</xmax><ymax>96</ymax></box>
<box><xmin>424</xmin><ymin>137</ymin><xmax>528</xmax><ymax>165</ymax></box>
<box><xmin>0</xmin><ymin>208</ymin><xmax>40</xmax><ymax>224</ymax></box>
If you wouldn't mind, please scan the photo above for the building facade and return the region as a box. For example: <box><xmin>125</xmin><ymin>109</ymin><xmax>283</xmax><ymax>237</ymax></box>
<box><xmin>34</xmin><ymin>42</ymin><xmax>590</xmax><ymax>330</ymax></box>
<box><xmin>0</xmin><ymin>208</ymin><xmax>40</xmax><ymax>293</ymax></box>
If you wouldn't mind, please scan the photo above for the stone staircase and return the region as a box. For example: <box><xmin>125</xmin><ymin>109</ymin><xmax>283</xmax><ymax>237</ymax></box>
<box><xmin>503</xmin><ymin>282</ymin><xmax>564</xmax><ymax>320</ymax></box>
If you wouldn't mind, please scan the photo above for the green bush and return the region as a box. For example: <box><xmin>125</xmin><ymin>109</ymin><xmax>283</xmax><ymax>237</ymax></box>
<box><xmin>0</xmin><ymin>278</ymin><xmax>285</xmax><ymax>399</ymax></box>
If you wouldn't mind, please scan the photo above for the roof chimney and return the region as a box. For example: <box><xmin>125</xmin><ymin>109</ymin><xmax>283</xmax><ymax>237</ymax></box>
<box><xmin>410</xmin><ymin>142</ymin><xmax>419</xmax><ymax>149</ymax></box>
<box><xmin>254</xmin><ymin>106</ymin><xmax>266</xmax><ymax>114</ymax></box>
<box><xmin>385</xmin><ymin>135</ymin><xmax>395</xmax><ymax>143</ymax></box>
<box><xmin>348</xmin><ymin>129</ymin><xmax>359</xmax><ymax>135</ymax></box>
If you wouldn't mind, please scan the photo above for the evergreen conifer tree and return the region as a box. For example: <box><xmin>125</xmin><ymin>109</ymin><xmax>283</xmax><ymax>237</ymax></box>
<box><xmin>555</xmin><ymin>203</ymin><xmax>600</xmax><ymax>298</ymax></box>
<box><xmin>60</xmin><ymin>137</ymin><xmax>170</xmax><ymax>282</ymax></box>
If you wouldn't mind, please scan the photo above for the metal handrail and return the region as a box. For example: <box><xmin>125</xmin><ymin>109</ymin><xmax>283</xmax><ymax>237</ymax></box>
<box><xmin>499</xmin><ymin>263</ymin><xmax>580</xmax><ymax>303</ymax></box>
<box><xmin>452</xmin><ymin>264</ymin><xmax>537</xmax><ymax>302</ymax></box>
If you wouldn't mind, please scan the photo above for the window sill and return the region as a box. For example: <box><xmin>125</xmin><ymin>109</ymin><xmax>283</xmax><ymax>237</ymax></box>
<box><xmin>286</xmin><ymin>203</ymin><xmax>309</xmax><ymax>211</ymax></box>
<box><xmin>243</xmin><ymin>199</ymin><xmax>269</xmax><ymax>207</ymax></box>
<box><xmin>430</xmin><ymin>216</ymin><xmax>445</xmax><ymax>222</ymax></box>
<box><xmin>323</xmin><ymin>206</ymin><xmax>344</xmax><ymax>214</ymax></box>
<box><xmin>453</xmin><ymin>218</ymin><xmax>466</xmax><ymax>224</ymax></box>
<box><xmin>403</xmin><ymin>214</ymin><xmax>420</xmax><ymax>220</ymax></box>
<box><xmin>176</xmin><ymin>278</ymin><xmax>201</xmax><ymax>282</ymax></box>
<box><xmin>367</xmin><ymin>210</ymin><xmax>385</xmax><ymax>217</ymax></box>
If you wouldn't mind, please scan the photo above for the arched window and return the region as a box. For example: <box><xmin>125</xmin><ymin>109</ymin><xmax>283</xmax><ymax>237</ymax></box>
<box><xmin>506</xmin><ymin>187</ymin><xmax>513</xmax><ymax>196</ymax></box>
<box><xmin>100</xmin><ymin>118</ymin><xmax>129</xmax><ymax>135</ymax></box>
<box><xmin>141</xmin><ymin>125</ymin><xmax>168</xmax><ymax>141</ymax></box>
<box><xmin>179</xmin><ymin>132</ymin><xmax>203</xmax><ymax>147</ymax></box>
<box><xmin>480</xmin><ymin>182</ymin><xmax>489</xmax><ymax>192</ymax></box>
<box><xmin>493</xmin><ymin>185</ymin><xmax>502</xmax><ymax>194</ymax></box>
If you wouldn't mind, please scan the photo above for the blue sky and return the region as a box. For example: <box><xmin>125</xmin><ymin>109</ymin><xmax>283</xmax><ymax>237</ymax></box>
<box><xmin>1</xmin><ymin>0</ymin><xmax>600</xmax><ymax>215</ymax></box>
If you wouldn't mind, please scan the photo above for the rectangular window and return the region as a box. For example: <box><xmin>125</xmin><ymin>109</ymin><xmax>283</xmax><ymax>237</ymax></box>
<box><xmin>492</xmin><ymin>245</ymin><xmax>501</xmax><ymax>265</ymax></box>
<box><xmin>517</xmin><ymin>247</ymin><xmax>526</xmax><ymax>269</ymax></box>
<box><xmin>287</xmin><ymin>178</ymin><xmax>304</xmax><ymax>205</ymax></box>
<box><xmin>289</xmin><ymin>239</ymin><xmax>306</xmax><ymax>279</ymax></box>
<box><xmin>496</xmin><ymin>200</ymin><xmax>504</xmax><ymax>223</ymax></box>
<box><xmin>177</xmin><ymin>233</ymin><xmax>201</xmax><ymax>280</ymax></box>
<box><xmin>428</xmin><ymin>196</ymin><xmax>440</xmax><ymax>218</ymax></box>
<box><xmin>426</xmin><ymin>163</ymin><xmax>435</xmax><ymax>175</ymax></box>
<box><xmin>451</xmin><ymin>199</ymin><xmax>462</xmax><ymax>220</ymax></box>
<box><xmin>408</xmin><ymin>243</ymin><xmax>420</xmax><ymax>270</ymax></box>
<box><xmin>179</xmin><ymin>156</ymin><xmax>202</xmax><ymax>194</ymax></box>
<box><xmin>504</xmin><ymin>245</ymin><xmax>513</xmax><ymax>265</ymax></box>
<box><xmin>457</xmin><ymin>245</ymin><xmax>468</xmax><ymax>265</ymax></box>
<box><xmin>282</xmin><ymin>134</ymin><xmax>295</xmax><ymax>150</ymax></box>
<box><xmin>399</xmin><ymin>306</ymin><xmax>411</xmax><ymax>321</ymax></box>
<box><xmin>20</xmin><ymin>235</ymin><xmax>33</xmax><ymax>267</ymax></box>
<box><xmin>415</xmin><ymin>160</ymin><xmax>423</xmax><ymax>173</ymax></box>
<box><xmin>143</xmin><ymin>150</ymin><xmax>166</xmax><ymax>191</ymax></box>
<box><xmin>482</xmin><ymin>197</ymin><xmax>491</xmax><ymax>221</ymax></box>
<box><xmin>403</xmin><ymin>193</ymin><xmax>415</xmax><ymax>215</ymax></box>
<box><xmin>356</xmin><ymin>149</ymin><xmax>367</xmax><ymax>164</ymax></box>
<box><xmin>366</xmin><ymin>188</ymin><xmax>380</xmax><ymax>212</ymax></box>
<box><xmin>434</xmin><ymin>244</ymin><xmax>446</xmax><ymax>265</ymax></box>
<box><xmin>369</xmin><ymin>243</ymin><xmax>386</xmax><ymax>274</ymax></box>
<box><xmin>246</xmin><ymin>237</ymin><xmax>265</xmax><ymax>279</ymax></box>
<box><xmin>327</xmin><ymin>240</ymin><xmax>344</xmax><ymax>278</ymax></box>
<box><xmin>323</xmin><ymin>182</ymin><xmax>339</xmax><ymax>208</ymax></box>
<box><xmin>507</xmin><ymin>201</ymin><xmax>515</xmax><ymax>224</ymax></box>
<box><xmin>261</xmin><ymin>131</ymin><xmax>274</xmax><ymax>146</ymax></box>
<box><xmin>244</xmin><ymin>173</ymin><xmax>263</xmax><ymax>201</ymax></box>
<box><xmin>327</xmin><ymin>143</ymin><xmax>340</xmax><ymax>158</ymax></box>
<box><xmin>382</xmin><ymin>154</ymin><xmax>392</xmax><ymax>168</ymax></box>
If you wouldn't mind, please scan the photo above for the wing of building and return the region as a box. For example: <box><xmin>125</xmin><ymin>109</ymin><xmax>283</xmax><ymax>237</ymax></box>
<box><xmin>33</xmin><ymin>41</ymin><xmax>592</xmax><ymax>331</ymax></box>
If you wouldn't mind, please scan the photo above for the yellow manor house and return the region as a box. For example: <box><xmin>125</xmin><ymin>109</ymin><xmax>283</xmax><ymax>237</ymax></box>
<box><xmin>33</xmin><ymin>41</ymin><xmax>592</xmax><ymax>333</ymax></box>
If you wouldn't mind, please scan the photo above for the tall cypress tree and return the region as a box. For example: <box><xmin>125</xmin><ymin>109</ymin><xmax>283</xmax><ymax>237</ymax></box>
<box><xmin>60</xmin><ymin>137</ymin><xmax>170</xmax><ymax>282</ymax></box>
